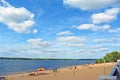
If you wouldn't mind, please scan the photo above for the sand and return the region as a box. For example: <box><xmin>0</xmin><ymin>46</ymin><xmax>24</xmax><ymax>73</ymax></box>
<box><xmin>4</xmin><ymin>62</ymin><xmax>115</xmax><ymax>80</ymax></box>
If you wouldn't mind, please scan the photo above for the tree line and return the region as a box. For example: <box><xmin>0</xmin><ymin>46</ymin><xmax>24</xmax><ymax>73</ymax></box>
<box><xmin>0</xmin><ymin>57</ymin><xmax>75</xmax><ymax>60</ymax></box>
<box><xmin>96</xmin><ymin>51</ymin><xmax>120</xmax><ymax>63</ymax></box>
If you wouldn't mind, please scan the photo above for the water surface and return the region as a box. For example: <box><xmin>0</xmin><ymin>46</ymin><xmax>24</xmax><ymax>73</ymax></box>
<box><xmin>0</xmin><ymin>59</ymin><xmax>95</xmax><ymax>76</ymax></box>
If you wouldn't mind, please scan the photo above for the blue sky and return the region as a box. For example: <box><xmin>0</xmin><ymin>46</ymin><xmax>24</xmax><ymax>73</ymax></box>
<box><xmin>0</xmin><ymin>0</ymin><xmax>120</xmax><ymax>59</ymax></box>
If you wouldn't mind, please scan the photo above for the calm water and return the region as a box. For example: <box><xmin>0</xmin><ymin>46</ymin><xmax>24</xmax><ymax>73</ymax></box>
<box><xmin>0</xmin><ymin>59</ymin><xmax>95</xmax><ymax>76</ymax></box>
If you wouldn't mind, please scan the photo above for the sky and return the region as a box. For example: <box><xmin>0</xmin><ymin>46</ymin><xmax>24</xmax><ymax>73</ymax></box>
<box><xmin>0</xmin><ymin>0</ymin><xmax>120</xmax><ymax>59</ymax></box>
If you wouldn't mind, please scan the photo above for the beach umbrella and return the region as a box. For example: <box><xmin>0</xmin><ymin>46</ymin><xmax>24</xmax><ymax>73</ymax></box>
<box><xmin>37</xmin><ymin>68</ymin><xmax>45</xmax><ymax>72</ymax></box>
<box><xmin>37</xmin><ymin>68</ymin><xmax>46</xmax><ymax>75</ymax></box>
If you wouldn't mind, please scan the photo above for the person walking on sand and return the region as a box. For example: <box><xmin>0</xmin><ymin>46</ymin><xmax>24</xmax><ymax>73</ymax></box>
<box><xmin>73</xmin><ymin>66</ymin><xmax>77</xmax><ymax>76</ymax></box>
<box><xmin>75</xmin><ymin>66</ymin><xmax>77</xmax><ymax>69</ymax></box>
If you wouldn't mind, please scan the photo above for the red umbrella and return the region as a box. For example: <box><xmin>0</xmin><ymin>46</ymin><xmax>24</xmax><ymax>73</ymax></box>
<box><xmin>37</xmin><ymin>68</ymin><xmax>45</xmax><ymax>72</ymax></box>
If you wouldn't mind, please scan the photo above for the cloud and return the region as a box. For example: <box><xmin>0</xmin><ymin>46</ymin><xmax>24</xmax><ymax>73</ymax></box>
<box><xmin>0</xmin><ymin>0</ymin><xmax>11</xmax><ymax>7</ymax></box>
<box><xmin>98</xmin><ymin>47</ymin><xmax>109</xmax><ymax>51</ymax></box>
<box><xmin>74</xmin><ymin>24</ymin><xmax>110</xmax><ymax>31</ymax></box>
<box><xmin>93</xmin><ymin>38</ymin><xmax>115</xmax><ymax>43</ymax></box>
<box><xmin>57</xmin><ymin>31</ymin><xmax>73</xmax><ymax>36</ymax></box>
<box><xmin>57</xmin><ymin>36</ymin><xmax>86</xmax><ymax>42</ymax></box>
<box><xmin>61</xmin><ymin>43</ymin><xmax>84</xmax><ymax>47</ymax></box>
<box><xmin>92</xmin><ymin>8</ymin><xmax>120</xmax><ymax>24</ymax></box>
<box><xmin>108</xmin><ymin>28</ymin><xmax>120</xmax><ymax>33</ymax></box>
<box><xmin>113</xmin><ymin>44</ymin><xmax>120</xmax><ymax>47</ymax></box>
<box><xmin>74</xmin><ymin>45</ymin><xmax>109</xmax><ymax>58</ymax></box>
<box><xmin>33</xmin><ymin>29</ymin><xmax>38</xmax><ymax>34</ymax></box>
<box><xmin>27</xmin><ymin>38</ymin><xmax>52</xmax><ymax>48</ymax></box>
<box><xmin>63</xmin><ymin>0</ymin><xmax>119</xmax><ymax>10</ymax></box>
<box><xmin>0</xmin><ymin>0</ymin><xmax>35</xmax><ymax>33</ymax></box>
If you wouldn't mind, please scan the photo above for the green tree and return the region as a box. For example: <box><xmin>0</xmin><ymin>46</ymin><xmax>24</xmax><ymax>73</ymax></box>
<box><xmin>104</xmin><ymin>53</ymin><xmax>113</xmax><ymax>62</ymax></box>
<box><xmin>104</xmin><ymin>51</ymin><xmax>120</xmax><ymax>62</ymax></box>
<box><xmin>95</xmin><ymin>58</ymin><xmax>104</xmax><ymax>63</ymax></box>
<box><xmin>95</xmin><ymin>51</ymin><xmax>120</xmax><ymax>63</ymax></box>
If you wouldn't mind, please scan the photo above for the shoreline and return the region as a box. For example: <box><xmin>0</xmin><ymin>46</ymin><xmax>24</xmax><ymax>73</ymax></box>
<box><xmin>0</xmin><ymin>61</ymin><xmax>95</xmax><ymax>76</ymax></box>
<box><xmin>1</xmin><ymin>62</ymin><xmax>115</xmax><ymax>80</ymax></box>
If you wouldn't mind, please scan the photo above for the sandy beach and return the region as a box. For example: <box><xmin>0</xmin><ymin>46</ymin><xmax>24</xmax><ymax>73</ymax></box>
<box><xmin>4</xmin><ymin>62</ymin><xmax>115</xmax><ymax>80</ymax></box>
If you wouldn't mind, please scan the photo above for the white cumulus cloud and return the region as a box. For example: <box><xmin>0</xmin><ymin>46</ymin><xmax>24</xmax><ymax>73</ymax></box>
<box><xmin>33</xmin><ymin>29</ymin><xmax>38</xmax><ymax>34</ymax></box>
<box><xmin>61</xmin><ymin>43</ymin><xmax>84</xmax><ymax>47</ymax></box>
<box><xmin>98</xmin><ymin>47</ymin><xmax>109</xmax><ymax>51</ymax></box>
<box><xmin>92</xmin><ymin>8</ymin><xmax>120</xmax><ymax>24</ymax></box>
<box><xmin>27</xmin><ymin>38</ymin><xmax>52</xmax><ymax>48</ymax></box>
<box><xmin>108</xmin><ymin>28</ymin><xmax>120</xmax><ymax>33</ymax></box>
<box><xmin>93</xmin><ymin>38</ymin><xmax>115</xmax><ymax>43</ymax></box>
<box><xmin>63</xmin><ymin>0</ymin><xmax>119</xmax><ymax>10</ymax></box>
<box><xmin>113</xmin><ymin>44</ymin><xmax>120</xmax><ymax>47</ymax></box>
<box><xmin>74</xmin><ymin>24</ymin><xmax>110</xmax><ymax>31</ymax></box>
<box><xmin>0</xmin><ymin>0</ymin><xmax>35</xmax><ymax>33</ymax></box>
<box><xmin>57</xmin><ymin>31</ymin><xmax>73</xmax><ymax>36</ymax></box>
<box><xmin>57</xmin><ymin>36</ymin><xmax>86</xmax><ymax>43</ymax></box>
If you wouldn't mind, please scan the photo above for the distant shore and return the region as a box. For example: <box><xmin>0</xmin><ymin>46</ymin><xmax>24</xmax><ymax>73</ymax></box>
<box><xmin>3</xmin><ymin>62</ymin><xmax>115</xmax><ymax>80</ymax></box>
<box><xmin>0</xmin><ymin>57</ymin><xmax>97</xmax><ymax>60</ymax></box>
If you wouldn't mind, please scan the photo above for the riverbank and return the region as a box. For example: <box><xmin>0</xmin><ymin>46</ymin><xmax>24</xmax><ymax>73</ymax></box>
<box><xmin>3</xmin><ymin>62</ymin><xmax>115</xmax><ymax>80</ymax></box>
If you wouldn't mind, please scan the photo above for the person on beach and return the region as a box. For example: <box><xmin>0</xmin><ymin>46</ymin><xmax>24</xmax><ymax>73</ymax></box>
<box><xmin>73</xmin><ymin>66</ymin><xmax>77</xmax><ymax>76</ymax></box>
<box><xmin>75</xmin><ymin>66</ymin><xmax>77</xmax><ymax>69</ymax></box>
<box><xmin>53</xmin><ymin>68</ymin><xmax>58</xmax><ymax>76</ymax></box>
